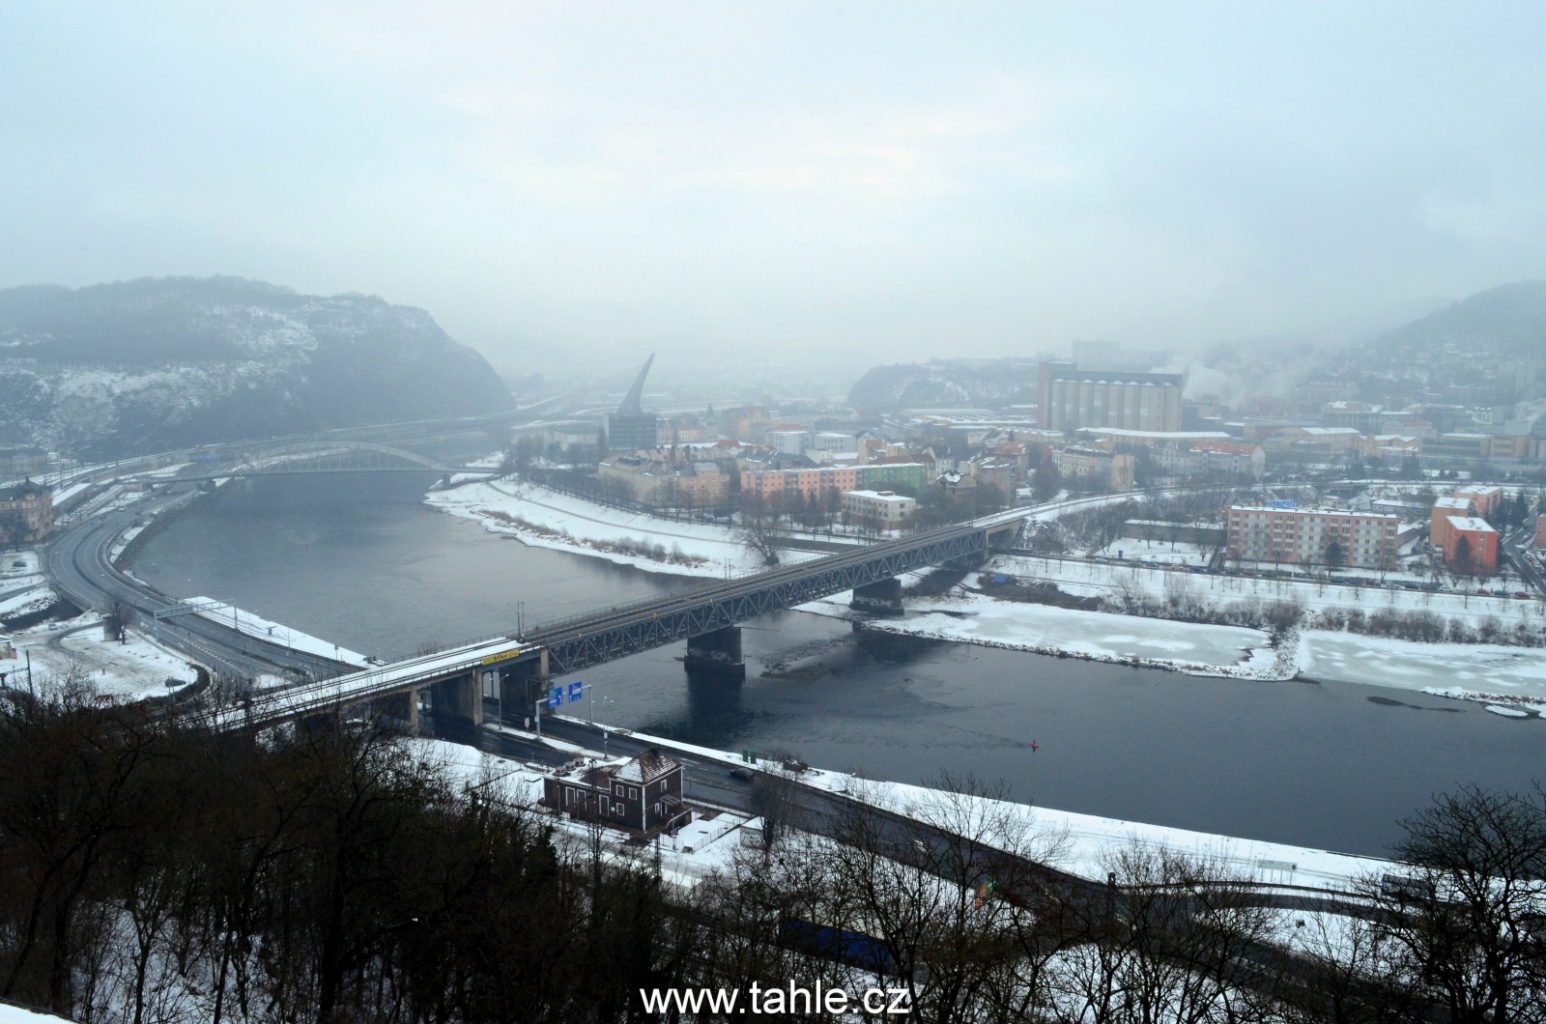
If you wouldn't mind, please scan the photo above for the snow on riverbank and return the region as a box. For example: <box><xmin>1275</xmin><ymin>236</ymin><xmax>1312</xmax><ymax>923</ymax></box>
<box><xmin>800</xmin><ymin>573</ymin><xmax>1285</xmax><ymax>679</ymax></box>
<box><xmin>0</xmin><ymin>584</ymin><xmax>56</xmax><ymax>620</ymax></box>
<box><xmin>184</xmin><ymin>597</ymin><xmax>371</xmax><ymax>668</ymax></box>
<box><xmin>1301</xmin><ymin>630</ymin><xmax>1546</xmax><ymax>715</ymax></box>
<box><xmin>542</xmin><ymin>719</ymin><xmax>1390</xmax><ymax>891</ymax></box>
<box><xmin>995</xmin><ymin>552</ymin><xmax>1545</xmax><ymax>631</ymax></box>
<box><xmin>426</xmin><ymin>478</ymin><xmax>813</xmax><ymax>577</ymax></box>
<box><xmin>798</xmin><ymin>572</ymin><xmax>1543</xmax><ymax>713</ymax></box>
<box><xmin>870</xmin><ymin>777</ymin><xmax>1389</xmax><ymax>892</ymax></box>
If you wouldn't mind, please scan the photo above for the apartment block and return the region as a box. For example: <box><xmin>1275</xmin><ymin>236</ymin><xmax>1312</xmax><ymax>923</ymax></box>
<box><xmin>1052</xmin><ymin>446</ymin><xmax>1136</xmax><ymax>491</ymax></box>
<box><xmin>1226</xmin><ymin>505</ymin><xmax>1398</xmax><ymax>569</ymax></box>
<box><xmin>740</xmin><ymin>462</ymin><xmax>928</xmax><ymax>508</ymax></box>
<box><xmin>1453</xmin><ymin>485</ymin><xmax>1503</xmax><ymax>517</ymax></box>
<box><xmin>1430</xmin><ymin>496</ymin><xmax>1474</xmax><ymax>547</ymax></box>
<box><xmin>1442</xmin><ymin>517</ymin><xmax>1498</xmax><ymax>576</ymax></box>
<box><xmin>841</xmin><ymin>489</ymin><xmax>917</xmax><ymax>529</ymax></box>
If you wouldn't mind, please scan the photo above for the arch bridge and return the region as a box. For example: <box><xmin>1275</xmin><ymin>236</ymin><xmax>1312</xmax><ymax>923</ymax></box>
<box><xmin>143</xmin><ymin>441</ymin><xmax>502</xmax><ymax>484</ymax></box>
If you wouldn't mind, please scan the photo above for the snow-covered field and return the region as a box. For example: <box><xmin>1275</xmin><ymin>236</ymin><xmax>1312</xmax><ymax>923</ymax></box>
<box><xmin>994</xmin><ymin>552</ymin><xmax>1546</xmax><ymax>631</ymax></box>
<box><xmin>798</xmin><ymin>572</ymin><xmax>1544</xmax><ymax>713</ymax></box>
<box><xmin>800</xmin><ymin>574</ymin><xmax>1283</xmax><ymax>679</ymax></box>
<box><xmin>1090</xmin><ymin>538</ymin><xmax>1216</xmax><ymax>566</ymax></box>
<box><xmin>0</xmin><ymin>550</ymin><xmax>40</xmax><ymax>577</ymax></box>
<box><xmin>426</xmin><ymin>478</ymin><xmax>816</xmax><ymax>577</ymax></box>
<box><xmin>1</xmin><ymin>614</ymin><xmax>198</xmax><ymax>699</ymax></box>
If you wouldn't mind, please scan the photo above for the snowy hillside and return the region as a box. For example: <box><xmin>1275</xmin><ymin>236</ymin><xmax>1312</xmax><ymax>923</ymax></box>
<box><xmin>0</xmin><ymin>277</ymin><xmax>513</xmax><ymax>456</ymax></box>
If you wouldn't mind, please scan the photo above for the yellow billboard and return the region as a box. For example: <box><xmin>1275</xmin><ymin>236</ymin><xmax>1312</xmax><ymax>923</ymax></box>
<box><xmin>480</xmin><ymin>647</ymin><xmax>523</xmax><ymax>666</ymax></box>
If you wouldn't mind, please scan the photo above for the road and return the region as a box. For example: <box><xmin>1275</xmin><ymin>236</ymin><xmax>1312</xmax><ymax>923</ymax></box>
<box><xmin>423</xmin><ymin>711</ymin><xmax>1409</xmax><ymax>1016</ymax></box>
<box><xmin>1502</xmin><ymin>521</ymin><xmax>1546</xmax><ymax>596</ymax></box>
<box><xmin>33</xmin><ymin>459</ymin><xmax>1417</xmax><ymax>1014</ymax></box>
<box><xmin>43</xmin><ymin>485</ymin><xmax>355</xmax><ymax>682</ymax></box>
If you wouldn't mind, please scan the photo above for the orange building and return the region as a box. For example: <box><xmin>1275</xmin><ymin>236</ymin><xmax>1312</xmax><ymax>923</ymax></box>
<box><xmin>1442</xmin><ymin>517</ymin><xmax>1498</xmax><ymax>576</ymax></box>
<box><xmin>1429</xmin><ymin>496</ymin><xmax>1473</xmax><ymax>547</ymax></box>
<box><xmin>740</xmin><ymin>465</ymin><xmax>859</xmax><ymax>506</ymax></box>
<box><xmin>1535</xmin><ymin>513</ymin><xmax>1546</xmax><ymax>550</ymax></box>
<box><xmin>1453</xmin><ymin>485</ymin><xmax>1504</xmax><ymax>517</ymax></box>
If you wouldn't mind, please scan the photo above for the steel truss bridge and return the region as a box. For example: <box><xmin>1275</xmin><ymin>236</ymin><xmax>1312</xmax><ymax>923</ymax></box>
<box><xmin>232</xmin><ymin>512</ymin><xmax>1027</xmax><ymax>729</ymax></box>
<box><xmin>515</xmin><ymin>516</ymin><xmax>1019</xmax><ymax>674</ymax></box>
<box><xmin>145</xmin><ymin>441</ymin><xmax>501</xmax><ymax>483</ymax></box>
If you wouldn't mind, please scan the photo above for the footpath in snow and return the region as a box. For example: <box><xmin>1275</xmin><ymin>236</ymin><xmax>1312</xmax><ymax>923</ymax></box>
<box><xmin>426</xmin><ymin>477</ymin><xmax>815</xmax><ymax>578</ymax></box>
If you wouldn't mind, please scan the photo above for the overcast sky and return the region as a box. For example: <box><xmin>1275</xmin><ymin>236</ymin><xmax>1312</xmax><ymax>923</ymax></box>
<box><xmin>4</xmin><ymin>2</ymin><xmax>1545</xmax><ymax>377</ymax></box>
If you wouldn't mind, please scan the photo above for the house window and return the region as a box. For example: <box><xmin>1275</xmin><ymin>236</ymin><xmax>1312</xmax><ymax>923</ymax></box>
<box><xmin>629</xmin><ymin>787</ymin><xmax>638</xmax><ymax>799</ymax></box>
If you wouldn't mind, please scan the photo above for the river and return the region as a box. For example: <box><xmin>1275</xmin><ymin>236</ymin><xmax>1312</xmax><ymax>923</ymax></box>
<box><xmin>128</xmin><ymin>472</ymin><xmax>1542</xmax><ymax>857</ymax></box>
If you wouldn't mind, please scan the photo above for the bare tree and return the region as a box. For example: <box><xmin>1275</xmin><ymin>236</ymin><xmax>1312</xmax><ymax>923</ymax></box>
<box><xmin>1363</xmin><ymin>785</ymin><xmax>1546</xmax><ymax>1023</ymax></box>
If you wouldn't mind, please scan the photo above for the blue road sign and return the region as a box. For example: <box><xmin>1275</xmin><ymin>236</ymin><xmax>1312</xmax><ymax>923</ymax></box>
<box><xmin>547</xmin><ymin>687</ymin><xmax>563</xmax><ymax>709</ymax></box>
<box><xmin>568</xmin><ymin>682</ymin><xmax>584</xmax><ymax>702</ymax></box>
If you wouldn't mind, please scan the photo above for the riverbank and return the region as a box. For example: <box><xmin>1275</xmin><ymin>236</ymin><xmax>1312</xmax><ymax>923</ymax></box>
<box><xmin>548</xmin><ymin>717</ymin><xmax>1392</xmax><ymax>890</ymax></box>
<box><xmin>800</xmin><ymin>573</ymin><xmax>1288</xmax><ymax>680</ymax></box>
<box><xmin>422</xmin><ymin>480</ymin><xmax>1546</xmax><ymax>716</ymax></box>
<box><xmin>801</xmin><ymin>572</ymin><xmax>1545</xmax><ymax>716</ymax></box>
<box><xmin>425</xmin><ymin>477</ymin><xmax>817</xmax><ymax>577</ymax></box>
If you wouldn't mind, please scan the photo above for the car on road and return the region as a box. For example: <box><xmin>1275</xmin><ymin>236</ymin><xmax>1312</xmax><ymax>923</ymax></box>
<box><xmin>727</xmin><ymin>767</ymin><xmax>754</xmax><ymax>782</ymax></box>
<box><xmin>1516</xmin><ymin>592</ymin><xmax>1531</xmax><ymax>599</ymax></box>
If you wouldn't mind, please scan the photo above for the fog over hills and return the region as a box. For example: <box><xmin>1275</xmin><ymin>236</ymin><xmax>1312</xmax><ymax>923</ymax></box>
<box><xmin>844</xmin><ymin>280</ymin><xmax>1546</xmax><ymax>414</ymax></box>
<box><xmin>0</xmin><ymin>277</ymin><xmax>512</xmax><ymax>457</ymax></box>
<box><xmin>1370</xmin><ymin>279</ymin><xmax>1546</xmax><ymax>358</ymax></box>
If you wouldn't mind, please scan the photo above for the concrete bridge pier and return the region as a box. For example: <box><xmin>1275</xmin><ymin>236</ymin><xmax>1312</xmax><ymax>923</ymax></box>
<box><xmin>431</xmin><ymin>673</ymin><xmax>483</xmax><ymax>726</ymax></box>
<box><xmin>495</xmin><ymin>651</ymin><xmax>550</xmax><ymax>722</ymax></box>
<box><xmin>372</xmin><ymin>688</ymin><xmax>420</xmax><ymax>735</ymax></box>
<box><xmin>683</xmin><ymin>625</ymin><xmax>746</xmax><ymax>681</ymax></box>
<box><xmin>984</xmin><ymin>521</ymin><xmax>1021</xmax><ymax>550</ymax></box>
<box><xmin>851</xmin><ymin>577</ymin><xmax>904</xmax><ymax>616</ymax></box>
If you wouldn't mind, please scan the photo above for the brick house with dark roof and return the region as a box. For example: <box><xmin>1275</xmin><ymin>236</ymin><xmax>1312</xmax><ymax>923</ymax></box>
<box><xmin>542</xmin><ymin>749</ymin><xmax>691</xmax><ymax>835</ymax></box>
